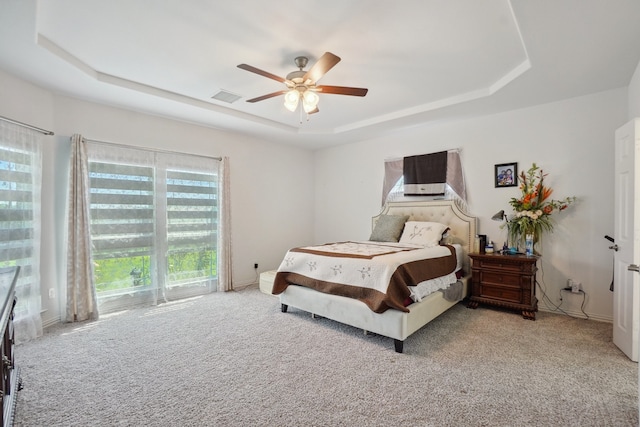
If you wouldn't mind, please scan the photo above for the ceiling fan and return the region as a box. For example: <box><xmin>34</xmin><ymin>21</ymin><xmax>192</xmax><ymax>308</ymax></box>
<box><xmin>237</xmin><ymin>52</ymin><xmax>368</xmax><ymax>114</ymax></box>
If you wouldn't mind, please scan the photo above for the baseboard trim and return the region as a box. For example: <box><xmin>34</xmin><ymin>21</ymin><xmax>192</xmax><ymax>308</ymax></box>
<box><xmin>42</xmin><ymin>316</ymin><xmax>61</xmax><ymax>329</ymax></box>
<box><xmin>538</xmin><ymin>305</ymin><xmax>612</xmax><ymax>323</ymax></box>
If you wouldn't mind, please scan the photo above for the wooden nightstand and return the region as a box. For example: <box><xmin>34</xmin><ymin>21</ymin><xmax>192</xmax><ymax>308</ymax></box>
<box><xmin>467</xmin><ymin>253</ymin><xmax>539</xmax><ymax>320</ymax></box>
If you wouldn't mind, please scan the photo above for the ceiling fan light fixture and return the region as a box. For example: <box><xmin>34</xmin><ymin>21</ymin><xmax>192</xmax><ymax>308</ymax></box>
<box><xmin>302</xmin><ymin>90</ymin><xmax>319</xmax><ymax>113</ymax></box>
<box><xmin>284</xmin><ymin>89</ymin><xmax>300</xmax><ymax>112</ymax></box>
<box><xmin>239</xmin><ymin>52</ymin><xmax>368</xmax><ymax>115</ymax></box>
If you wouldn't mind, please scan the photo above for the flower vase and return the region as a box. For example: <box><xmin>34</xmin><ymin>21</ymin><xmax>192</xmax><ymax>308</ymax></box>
<box><xmin>525</xmin><ymin>233</ymin><xmax>534</xmax><ymax>256</ymax></box>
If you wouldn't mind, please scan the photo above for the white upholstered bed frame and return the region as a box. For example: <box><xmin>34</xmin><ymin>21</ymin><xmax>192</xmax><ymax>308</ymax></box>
<box><xmin>279</xmin><ymin>200</ymin><xmax>477</xmax><ymax>353</ymax></box>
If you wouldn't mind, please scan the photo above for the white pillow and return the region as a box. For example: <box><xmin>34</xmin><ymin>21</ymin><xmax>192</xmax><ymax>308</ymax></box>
<box><xmin>399</xmin><ymin>221</ymin><xmax>449</xmax><ymax>247</ymax></box>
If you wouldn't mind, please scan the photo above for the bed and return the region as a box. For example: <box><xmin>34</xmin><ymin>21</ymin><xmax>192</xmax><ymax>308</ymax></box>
<box><xmin>272</xmin><ymin>200</ymin><xmax>477</xmax><ymax>353</ymax></box>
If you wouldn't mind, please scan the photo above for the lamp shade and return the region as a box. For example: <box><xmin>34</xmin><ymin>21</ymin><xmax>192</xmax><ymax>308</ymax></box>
<box><xmin>284</xmin><ymin>89</ymin><xmax>300</xmax><ymax>112</ymax></box>
<box><xmin>302</xmin><ymin>90</ymin><xmax>319</xmax><ymax>113</ymax></box>
<box><xmin>491</xmin><ymin>210</ymin><xmax>506</xmax><ymax>221</ymax></box>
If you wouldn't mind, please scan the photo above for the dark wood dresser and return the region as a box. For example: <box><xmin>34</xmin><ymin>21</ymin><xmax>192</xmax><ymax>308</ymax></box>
<box><xmin>467</xmin><ymin>253</ymin><xmax>539</xmax><ymax>320</ymax></box>
<box><xmin>0</xmin><ymin>267</ymin><xmax>20</xmax><ymax>427</ymax></box>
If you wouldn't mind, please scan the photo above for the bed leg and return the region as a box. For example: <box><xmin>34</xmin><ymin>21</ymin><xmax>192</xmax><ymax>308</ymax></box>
<box><xmin>394</xmin><ymin>339</ymin><xmax>404</xmax><ymax>353</ymax></box>
<box><xmin>281</xmin><ymin>303</ymin><xmax>288</xmax><ymax>313</ymax></box>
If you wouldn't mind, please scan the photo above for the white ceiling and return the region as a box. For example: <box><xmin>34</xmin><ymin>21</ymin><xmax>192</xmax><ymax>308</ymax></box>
<box><xmin>1</xmin><ymin>0</ymin><xmax>639</xmax><ymax>149</ymax></box>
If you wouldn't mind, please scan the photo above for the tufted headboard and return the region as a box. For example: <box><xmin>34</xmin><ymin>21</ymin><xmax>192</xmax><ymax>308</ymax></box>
<box><xmin>372</xmin><ymin>200</ymin><xmax>477</xmax><ymax>274</ymax></box>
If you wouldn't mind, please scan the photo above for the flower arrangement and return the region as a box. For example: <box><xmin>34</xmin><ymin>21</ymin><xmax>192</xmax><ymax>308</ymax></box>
<box><xmin>506</xmin><ymin>163</ymin><xmax>575</xmax><ymax>250</ymax></box>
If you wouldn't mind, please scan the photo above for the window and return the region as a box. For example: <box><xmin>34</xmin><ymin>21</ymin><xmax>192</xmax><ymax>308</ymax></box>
<box><xmin>86</xmin><ymin>142</ymin><xmax>219</xmax><ymax>313</ymax></box>
<box><xmin>89</xmin><ymin>162</ymin><xmax>156</xmax><ymax>302</ymax></box>
<box><xmin>165</xmin><ymin>170</ymin><xmax>218</xmax><ymax>289</ymax></box>
<box><xmin>382</xmin><ymin>151</ymin><xmax>467</xmax><ymax>207</ymax></box>
<box><xmin>386</xmin><ymin>176</ymin><xmax>405</xmax><ymax>203</ymax></box>
<box><xmin>0</xmin><ymin>122</ymin><xmax>42</xmax><ymax>341</ymax></box>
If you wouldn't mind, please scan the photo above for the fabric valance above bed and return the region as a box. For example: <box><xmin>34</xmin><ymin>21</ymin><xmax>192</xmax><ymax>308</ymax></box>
<box><xmin>272</xmin><ymin>241</ymin><xmax>457</xmax><ymax>313</ymax></box>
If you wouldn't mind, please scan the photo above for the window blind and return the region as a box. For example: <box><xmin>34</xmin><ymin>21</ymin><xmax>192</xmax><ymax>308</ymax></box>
<box><xmin>166</xmin><ymin>169</ymin><xmax>218</xmax><ymax>286</ymax></box>
<box><xmin>89</xmin><ymin>162</ymin><xmax>155</xmax><ymax>260</ymax></box>
<box><xmin>0</xmin><ymin>147</ymin><xmax>35</xmax><ymax>268</ymax></box>
<box><xmin>403</xmin><ymin>151</ymin><xmax>448</xmax><ymax>196</ymax></box>
<box><xmin>85</xmin><ymin>141</ymin><xmax>220</xmax><ymax>312</ymax></box>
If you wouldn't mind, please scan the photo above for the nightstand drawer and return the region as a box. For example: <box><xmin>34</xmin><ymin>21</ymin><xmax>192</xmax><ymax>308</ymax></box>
<box><xmin>480</xmin><ymin>284</ymin><xmax>521</xmax><ymax>302</ymax></box>
<box><xmin>477</xmin><ymin>259</ymin><xmax>528</xmax><ymax>273</ymax></box>
<box><xmin>481</xmin><ymin>271</ymin><xmax>521</xmax><ymax>286</ymax></box>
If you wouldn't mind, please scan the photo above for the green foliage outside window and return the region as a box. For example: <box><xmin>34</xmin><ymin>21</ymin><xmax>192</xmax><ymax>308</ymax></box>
<box><xmin>94</xmin><ymin>250</ymin><xmax>217</xmax><ymax>293</ymax></box>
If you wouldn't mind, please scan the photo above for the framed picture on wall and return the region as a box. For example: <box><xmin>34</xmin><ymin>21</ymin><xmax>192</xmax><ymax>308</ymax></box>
<box><xmin>495</xmin><ymin>163</ymin><xmax>517</xmax><ymax>188</ymax></box>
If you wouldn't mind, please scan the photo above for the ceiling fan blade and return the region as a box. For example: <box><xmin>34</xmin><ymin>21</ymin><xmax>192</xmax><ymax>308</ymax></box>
<box><xmin>308</xmin><ymin>106</ymin><xmax>319</xmax><ymax>114</ymax></box>
<box><xmin>246</xmin><ymin>90</ymin><xmax>287</xmax><ymax>103</ymax></box>
<box><xmin>303</xmin><ymin>52</ymin><xmax>341</xmax><ymax>83</ymax></box>
<box><xmin>316</xmin><ymin>85</ymin><xmax>368</xmax><ymax>97</ymax></box>
<box><xmin>237</xmin><ymin>64</ymin><xmax>287</xmax><ymax>84</ymax></box>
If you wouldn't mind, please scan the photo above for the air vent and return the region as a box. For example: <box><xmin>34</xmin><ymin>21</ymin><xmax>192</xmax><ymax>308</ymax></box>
<box><xmin>211</xmin><ymin>90</ymin><xmax>242</xmax><ymax>104</ymax></box>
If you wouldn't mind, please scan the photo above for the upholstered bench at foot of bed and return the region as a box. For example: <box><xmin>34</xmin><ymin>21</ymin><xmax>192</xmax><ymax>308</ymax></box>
<box><xmin>259</xmin><ymin>270</ymin><xmax>277</xmax><ymax>295</ymax></box>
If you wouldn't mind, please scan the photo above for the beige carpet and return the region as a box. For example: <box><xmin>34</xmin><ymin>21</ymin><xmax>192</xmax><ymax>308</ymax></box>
<box><xmin>13</xmin><ymin>285</ymin><xmax>638</xmax><ymax>426</ymax></box>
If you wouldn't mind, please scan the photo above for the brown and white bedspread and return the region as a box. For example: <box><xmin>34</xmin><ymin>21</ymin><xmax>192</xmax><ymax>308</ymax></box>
<box><xmin>272</xmin><ymin>241</ymin><xmax>457</xmax><ymax>313</ymax></box>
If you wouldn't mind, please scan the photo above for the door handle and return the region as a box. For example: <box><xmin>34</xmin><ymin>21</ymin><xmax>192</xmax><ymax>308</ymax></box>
<box><xmin>628</xmin><ymin>264</ymin><xmax>640</xmax><ymax>272</ymax></box>
<box><xmin>609</xmin><ymin>244</ymin><xmax>619</xmax><ymax>251</ymax></box>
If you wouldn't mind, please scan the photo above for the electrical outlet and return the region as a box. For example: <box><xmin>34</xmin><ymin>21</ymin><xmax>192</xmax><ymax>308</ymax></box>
<box><xmin>48</xmin><ymin>288</ymin><xmax>55</xmax><ymax>299</ymax></box>
<box><xmin>254</xmin><ymin>263</ymin><xmax>258</xmax><ymax>269</ymax></box>
<box><xmin>570</xmin><ymin>279</ymin><xmax>580</xmax><ymax>293</ymax></box>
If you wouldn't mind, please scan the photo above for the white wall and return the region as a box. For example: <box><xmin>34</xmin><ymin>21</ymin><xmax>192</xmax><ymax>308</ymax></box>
<box><xmin>0</xmin><ymin>69</ymin><xmax>315</xmax><ymax>327</ymax></box>
<box><xmin>1</xmin><ymin>63</ymin><xmax>636</xmax><ymax>325</ymax></box>
<box><xmin>314</xmin><ymin>88</ymin><xmax>628</xmax><ymax>321</ymax></box>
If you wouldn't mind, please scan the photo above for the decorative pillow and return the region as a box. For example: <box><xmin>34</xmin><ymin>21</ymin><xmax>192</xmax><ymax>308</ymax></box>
<box><xmin>369</xmin><ymin>214</ymin><xmax>409</xmax><ymax>242</ymax></box>
<box><xmin>399</xmin><ymin>221</ymin><xmax>450</xmax><ymax>247</ymax></box>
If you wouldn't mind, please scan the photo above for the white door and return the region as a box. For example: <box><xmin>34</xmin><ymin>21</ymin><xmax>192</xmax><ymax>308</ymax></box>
<box><xmin>613</xmin><ymin>118</ymin><xmax>640</xmax><ymax>362</ymax></box>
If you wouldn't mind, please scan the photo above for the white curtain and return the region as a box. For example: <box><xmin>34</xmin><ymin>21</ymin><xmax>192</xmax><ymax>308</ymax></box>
<box><xmin>218</xmin><ymin>157</ymin><xmax>233</xmax><ymax>291</ymax></box>
<box><xmin>0</xmin><ymin>121</ymin><xmax>43</xmax><ymax>342</ymax></box>
<box><xmin>66</xmin><ymin>134</ymin><xmax>99</xmax><ymax>322</ymax></box>
<box><xmin>446</xmin><ymin>150</ymin><xmax>466</xmax><ymax>202</ymax></box>
<box><xmin>381</xmin><ymin>158</ymin><xmax>403</xmax><ymax>205</ymax></box>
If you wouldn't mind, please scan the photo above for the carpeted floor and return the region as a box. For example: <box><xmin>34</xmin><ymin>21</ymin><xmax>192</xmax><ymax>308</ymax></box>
<box><xmin>13</xmin><ymin>285</ymin><xmax>639</xmax><ymax>426</ymax></box>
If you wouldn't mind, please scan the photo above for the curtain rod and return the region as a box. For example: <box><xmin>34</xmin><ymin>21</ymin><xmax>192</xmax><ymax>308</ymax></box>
<box><xmin>0</xmin><ymin>115</ymin><xmax>54</xmax><ymax>135</ymax></box>
<box><xmin>85</xmin><ymin>138</ymin><xmax>222</xmax><ymax>161</ymax></box>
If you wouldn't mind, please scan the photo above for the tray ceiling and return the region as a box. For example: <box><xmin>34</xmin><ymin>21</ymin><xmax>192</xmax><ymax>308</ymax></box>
<box><xmin>1</xmin><ymin>0</ymin><xmax>639</xmax><ymax>149</ymax></box>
